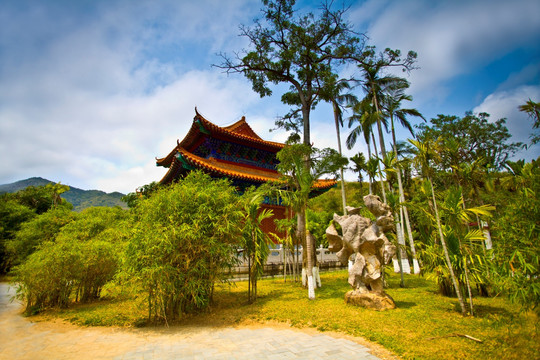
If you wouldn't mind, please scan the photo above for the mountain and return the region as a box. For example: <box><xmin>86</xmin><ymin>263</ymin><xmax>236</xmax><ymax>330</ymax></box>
<box><xmin>0</xmin><ymin>177</ymin><xmax>52</xmax><ymax>192</ymax></box>
<box><xmin>0</xmin><ymin>177</ymin><xmax>127</xmax><ymax>211</ymax></box>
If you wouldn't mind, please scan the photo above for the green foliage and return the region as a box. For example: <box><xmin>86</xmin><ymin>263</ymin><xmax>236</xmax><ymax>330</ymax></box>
<box><xmin>349</xmin><ymin>153</ymin><xmax>366</xmax><ymax>182</ymax></box>
<box><xmin>277</xmin><ymin>144</ymin><xmax>347</xmax><ymax>202</ymax></box>
<box><xmin>491</xmin><ymin>161</ymin><xmax>540</xmax><ymax>312</ymax></box>
<box><xmin>217</xmin><ymin>0</ymin><xmax>361</xmax><ymax>141</ymax></box>
<box><xmin>13</xmin><ymin>183</ymin><xmax>71</xmax><ymax>214</ymax></box>
<box><xmin>12</xmin><ymin>206</ymin><xmax>128</xmax><ymax>313</ymax></box>
<box><xmin>413</xmin><ymin>185</ymin><xmax>493</xmax><ymax>299</ymax></box>
<box><xmin>1</xmin><ymin>183</ymin><xmax>73</xmax><ymax>272</ymax></box>
<box><xmin>416</xmin><ymin>112</ymin><xmax>522</xmax><ymax>172</ymax></box>
<box><xmin>308</xmin><ymin>181</ymin><xmax>368</xmax><ymax>214</ymax></box>
<box><xmin>5</xmin><ymin>207</ymin><xmax>76</xmax><ymax>267</ymax></box>
<box><xmin>0</xmin><ymin>196</ymin><xmax>36</xmax><ymax>273</ymax></box>
<box><xmin>241</xmin><ymin>186</ymin><xmax>274</xmax><ymax>303</ymax></box>
<box><xmin>518</xmin><ymin>98</ymin><xmax>540</xmax><ymax>145</ymax></box>
<box><xmin>122</xmin><ymin>181</ymin><xmax>160</xmax><ymax>208</ymax></box>
<box><xmin>124</xmin><ymin>171</ymin><xmax>244</xmax><ymax>322</ymax></box>
<box><xmin>306</xmin><ymin>209</ymin><xmax>333</xmax><ymax>248</ymax></box>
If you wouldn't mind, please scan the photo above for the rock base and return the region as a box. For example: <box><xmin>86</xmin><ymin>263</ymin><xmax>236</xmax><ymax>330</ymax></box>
<box><xmin>344</xmin><ymin>290</ymin><xmax>396</xmax><ymax>311</ymax></box>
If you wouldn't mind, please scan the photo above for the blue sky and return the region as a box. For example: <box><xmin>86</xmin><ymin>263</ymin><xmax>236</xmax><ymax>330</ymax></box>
<box><xmin>0</xmin><ymin>0</ymin><xmax>539</xmax><ymax>193</ymax></box>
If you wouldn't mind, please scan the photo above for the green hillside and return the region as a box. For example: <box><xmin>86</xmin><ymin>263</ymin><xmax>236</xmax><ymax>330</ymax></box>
<box><xmin>0</xmin><ymin>177</ymin><xmax>127</xmax><ymax>211</ymax></box>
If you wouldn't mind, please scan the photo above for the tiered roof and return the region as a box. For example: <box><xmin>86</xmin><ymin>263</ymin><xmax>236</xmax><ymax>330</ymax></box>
<box><xmin>156</xmin><ymin>109</ymin><xmax>336</xmax><ymax>191</ymax></box>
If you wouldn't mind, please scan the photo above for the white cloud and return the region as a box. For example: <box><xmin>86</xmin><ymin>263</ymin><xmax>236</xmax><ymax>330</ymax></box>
<box><xmin>473</xmin><ymin>85</ymin><xmax>540</xmax><ymax>160</ymax></box>
<box><xmin>95</xmin><ymin>159</ymin><xmax>165</xmax><ymax>194</ymax></box>
<box><xmin>351</xmin><ymin>0</ymin><xmax>540</xmax><ymax>103</ymax></box>
<box><xmin>0</xmin><ymin>66</ymin><xmax>262</xmax><ymax>193</ymax></box>
<box><xmin>0</xmin><ymin>0</ymin><xmax>263</xmax><ymax>193</ymax></box>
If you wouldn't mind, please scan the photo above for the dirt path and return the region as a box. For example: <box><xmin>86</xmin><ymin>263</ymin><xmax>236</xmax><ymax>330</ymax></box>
<box><xmin>0</xmin><ymin>283</ymin><xmax>395</xmax><ymax>359</ymax></box>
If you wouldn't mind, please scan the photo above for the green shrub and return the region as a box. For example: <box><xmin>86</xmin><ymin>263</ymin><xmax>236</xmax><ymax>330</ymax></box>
<box><xmin>0</xmin><ymin>197</ymin><xmax>36</xmax><ymax>272</ymax></box>
<box><xmin>13</xmin><ymin>206</ymin><xmax>128</xmax><ymax>312</ymax></box>
<box><xmin>14</xmin><ymin>240</ymin><xmax>83</xmax><ymax>311</ymax></box>
<box><xmin>124</xmin><ymin>171</ymin><xmax>244</xmax><ymax>323</ymax></box>
<box><xmin>6</xmin><ymin>207</ymin><xmax>76</xmax><ymax>267</ymax></box>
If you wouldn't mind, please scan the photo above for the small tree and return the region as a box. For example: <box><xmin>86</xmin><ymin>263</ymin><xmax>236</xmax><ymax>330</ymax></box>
<box><xmin>122</xmin><ymin>181</ymin><xmax>161</xmax><ymax>208</ymax></box>
<box><xmin>438</xmin><ymin>187</ymin><xmax>494</xmax><ymax>316</ymax></box>
<box><xmin>242</xmin><ymin>186</ymin><xmax>274</xmax><ymax>303</ymax></box>
<box><xmin>409</xmin><ymin>138</ymin><xmax>467</xmax><ymax>315</ymax></box>
<box><xmin>276</xmin><ymin>144</ymin><xmax>347</xmax><ymax>298</ymax></box>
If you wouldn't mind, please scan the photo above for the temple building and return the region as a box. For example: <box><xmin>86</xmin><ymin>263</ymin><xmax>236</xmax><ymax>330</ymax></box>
<box><xmin>156</xmin><ymin>109</ymin><xmax>336</xmax><ymax>239</ymax></box>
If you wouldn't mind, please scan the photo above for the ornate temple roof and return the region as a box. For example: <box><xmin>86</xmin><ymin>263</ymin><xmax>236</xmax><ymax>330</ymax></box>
<box><xmin>156</xmin><ymin>109</ymin><xmax>284</xmax><ymax>168</ymax></box>
<box><xmin>156</xmin><ymin>109</ymin><xmax>336</xmax><ymax>192</ymax></box>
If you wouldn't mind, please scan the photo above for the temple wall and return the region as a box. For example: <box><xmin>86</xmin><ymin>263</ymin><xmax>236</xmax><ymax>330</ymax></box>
<box><xmin>258</xmin><ymin>204</ymin><xmax>289</xmax><ymax>242</ymax></box>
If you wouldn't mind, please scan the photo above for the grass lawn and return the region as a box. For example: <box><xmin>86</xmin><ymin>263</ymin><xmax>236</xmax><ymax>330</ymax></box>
<box><xmin>34</xmin><ymin>271</ymin><xmax>538</xmax><ymax>360</ymax></box>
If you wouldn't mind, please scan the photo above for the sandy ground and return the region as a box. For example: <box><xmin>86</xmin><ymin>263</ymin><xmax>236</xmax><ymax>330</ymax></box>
<box><xmin>0</xmin><ymin>283</ymin><xmax>398</xmax><ymax>360</ymax></box>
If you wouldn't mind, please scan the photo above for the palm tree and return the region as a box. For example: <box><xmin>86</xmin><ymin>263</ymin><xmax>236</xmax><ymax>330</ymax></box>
<box><xmin>242</xmin><ymin>187</ymin><xmax>274</xmax><ymax>303</ymax></box>
<box><xmin>519</xmin><ymin>99</ymin><xmax>540</xmax><ymax>145</ymax></box>
<box><xmin>322</xmin><ymin>79</ymin><xmax>358</xmax><ymax>215</ymax></box>
<box><xmin>357</xmin><ymin>61</ymin><xmax>404</xmax><ymax>159</ymax></box>
<box><xmin>383</xmin><ymin>82</ymin><xmax>425</xmax><ymax>274</ymax></box>
<box><xmin>365</xmin><ymin>157</ymin><xmax>380</xmax><ymax>195</ymax></box>
<box><xmin>519</xmin><ymin>99</ymin><xmax>540</xmax><ymax>126</ymax></box>
<box><xmin>409</xmin><ymin>138</ymin><xmax>467</xmax><ymax>315</ymax></box>
<box><xmin>439</xmin><ymin>186</ymin><xmax>494</xmax><ymax>316</ymax></box>
<box><xmin>347</xmin><ymin>99</ymin><xmax>388</xmax><ymax>201</ymax></box>
<box><xmin>350</xmin><ymin>152</ymin><xmax>367</xmax><ymax>184</ymax></box>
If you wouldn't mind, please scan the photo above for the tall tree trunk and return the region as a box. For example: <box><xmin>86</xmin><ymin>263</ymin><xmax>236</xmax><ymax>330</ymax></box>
<box><xmin>394</xmin><ymin>211</ymin><xmax>406</xmax><ymax>287</ymax></box>
<box><xmin>248</xmin><ymin>254</ymin><xmax>252</xmax><ymax>303</ymax></box>
<box><xmin>334</xmin><ymin>102</ymin><xmax>347</xmax><ymax>215</ymax></box>
<box><xmin>429</xmin><ymin>177</ymin><xmax>467</xmax><ymax>315</ymax></box>
<box><xmin>371</xmin><ymin>132</ymin><xmax>387</xmax><ymax>202</ymax></box>
<box><xmin>460</xmin><ymin>194</ymin><xmax>475</xmax><ymax>315</ymax></box>
<box><xmin>366</xmin><ymin>139</ymin><xmax>373</xmax><ymax>194</ymax></box>
<box><xmin>398</xmin><ymin>206</ymin><xmax>411</xmax><ymax>274</ymax></box>
<box><xmin>340</xmin><ymin>168</ymin><xmax>347</xmax><ymax>215</ymax></box>
<box><xmin>402</xmin><ymin>199</ymin><xmax>419</xmax><ymax>273</ymax></box>
<box><xmin>283</xmin><ymin>239</ymin><xmax>287</xmax><ymax>281</ymax></box>
<box><xmin>463</xmin><ymin>256</ymin><xmax>474</xmax><ymax>316</ymax></box>
<box><xmin>301</xmin><ymin>104</ymin><xmax>315</xmax><ymax>299</ymax></box>
<box><xmin>298</xmin><ymin>204</ymin><xmax>315</xmax><ymax>299</ymax></box>
<box><xmin>373</xmin><ymin>93</ymin><xmax>387</xmax><ymax>156</ymax></box>
<box><xmin>391</xmin><ymin>115</ymin><xmax>419</xmax><ymax>273</ymax></box>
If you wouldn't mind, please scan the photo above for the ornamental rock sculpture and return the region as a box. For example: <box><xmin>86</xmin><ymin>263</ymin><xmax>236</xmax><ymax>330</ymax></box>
<box><xmin>326</xmin><ymin>194</ymin><xmax>397</xmax><ymax>310</ymax></box>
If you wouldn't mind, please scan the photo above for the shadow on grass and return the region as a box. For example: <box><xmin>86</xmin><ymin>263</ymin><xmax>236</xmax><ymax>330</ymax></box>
<box><xmin>447</xmin><ymin>300</ymin><xmax>517</xmax><ymax>319</ymax></box>
<box><xmin>394</xmin><ymin>301</ymin><xmax>417</xmax><ymax>309</ymax></box>
<box><xmin>473</xmin><ymin>304</ymin><xmax>514</xmax><ymax>319</ymax></box>
<box><xmin>317</xmin><ymin>286</ymin><xmax>350</xmax><ymax>300</ymax></box>
<box><xmin>387</xmin><ymin>275</ymin><xmax>434</xmax><ymax>290</ymax></box>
